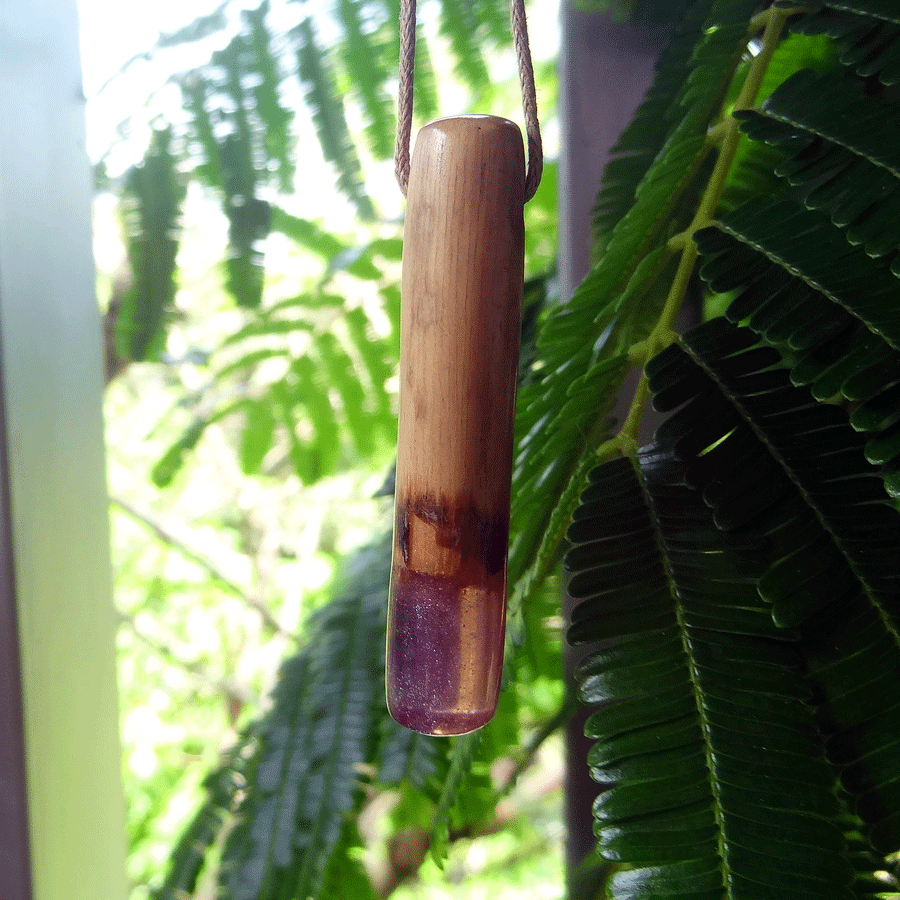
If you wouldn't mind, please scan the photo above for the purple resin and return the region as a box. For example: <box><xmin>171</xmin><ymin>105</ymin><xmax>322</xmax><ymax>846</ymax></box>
<box><xmin>387</xmin><ymin>568</ymin><xmax>505</xmax><ymax>735</ymax></box>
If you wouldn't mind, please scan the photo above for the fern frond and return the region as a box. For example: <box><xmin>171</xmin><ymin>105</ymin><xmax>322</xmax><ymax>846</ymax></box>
<box><xmin>694</xmin><ymin>200</ymin><xmax>900</xmax><ymax>493</ymax></box>
<box><xmin>239</xmin><ymin>399</ymin><xmax>276</xmax><ymax>475</ymax></box>
<box><xmin>591</xmin><ymin>0</ymin><xmax>715</xmax><ymax>242</ymax></box>
<box><xmin>793</xmin><ymin>1</ymin><xmax>900</xmax><ymax>84</ymax></box>
<box><xmin>735</xmin><ymin>68</ymin><xmax>900</xmax><ymax>263</ymax></box>
<box><xmin>269</xmin><ymin>207</ymin><xmax>346</xmax><ymax>259</ymax></box>
<box><xmin>152</xmin><ymin>416</ymin><xmax>209</xmax><ymax>488</ymax></box>
<box><xmin>648</xmin><ymin>318</ymin><xmax>900</xmax><ymax>626</ymax></box>
<box><xmin>699</xmin><ymin>201</ymin><xmax>900</xmax><ymax>346</ymax></box>
<box><xmin>376</xmin><ymin>717</ymin><xmax>449</xmax><ymax>792</ymax></box>
<box><xmin>429</xmin><ymin>731</ymin><xmax>482</xmax><ymax>866</ymax></box>
<box><xmin>566</xmin><ymin>450</ymin><xmax>854</xmax><ymax>900</ymax></box>
<box><xmin>646</xmin><ymin>317</ymin><xmax>900</xmax><ymax>851</ymax></box>
<box><xmin>116</xmin><ymin>128</ymin><xmax>186</xmax><ymax>362</ymax></box>
<box><xmin>219</xmin><ymin>534</ymin><xmax>391</xmax><ymax>900</ymax></box>
<box><xmin>297</xmin><ymin>17</ymin><xmax>374</xmax><ymax>218</ymax></box>
<box><xmin>243</xmin><ymin>2</ymin><xmax>295</xmax><ymax>193</ymax></box>
<box><xmin>317</xmin><ymin>820</ymin><xmax>379</xmax><ymax>900</ymax></box>
<box><xmin>509</xmin><ymin>0</ymin><xmax>761</xmax><ymax>629</ymax></box>
<box><xmin>437</xmin><ymin>0</ymin><xmax>489</xmax><ymax>87</ymax></box>
<box><xmin>218</xmin><ymin>38</ymin><xmax>271</xmax><ymax>309</ymax></box>
<box><xmin>182</xmin><ymin>76</ymin><xmax>223</xmax><ymax>190</ymax></box>
<box><xmin>336</xmin><ymin>0</ymin><xmax>394</xmax><ymax>159</ymax></box>
<box><xmin>316</xmin><ymin>332</ymin><xmax>375</xmax><ymax>457</ymax></box>
<box><xmin>152</xmin><ymin>759</ymin><xmax>243</xmax><ymax>899</ymax></box>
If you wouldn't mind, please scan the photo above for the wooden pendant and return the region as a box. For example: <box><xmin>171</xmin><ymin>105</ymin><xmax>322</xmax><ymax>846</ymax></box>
<box><xmin>387</xmin><ymin>116</ymin><xmax>525</xmax><ymax>736</ymax></box>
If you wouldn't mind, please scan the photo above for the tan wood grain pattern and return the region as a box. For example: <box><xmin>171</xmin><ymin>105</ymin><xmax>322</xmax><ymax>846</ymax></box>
<box><xmin>396</xmin><ymin>115</ymin><xmax>525</xmax><ymax>518</ymax></box>
<box><xmin>387</xmin><ymin>116</ymin><xmax>525</xmax><ymax>735</ymax></box>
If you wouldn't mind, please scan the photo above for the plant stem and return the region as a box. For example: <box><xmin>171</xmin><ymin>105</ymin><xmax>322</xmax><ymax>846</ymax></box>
<box><xmin>615</xmin><ymin>6</ymin><xmax>793</xmax><ymax>448</ymax></box>
<box><xmin>111</xmin><ymin>496</ymin><xmax>290</xmax><ymax>637</ymax></box>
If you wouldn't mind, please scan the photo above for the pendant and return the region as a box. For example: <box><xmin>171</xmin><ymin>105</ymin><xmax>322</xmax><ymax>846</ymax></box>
<box><xmin>387</xmin><ymin>115</ymin><xmax>525</xmax><ymax>736</ymax></box>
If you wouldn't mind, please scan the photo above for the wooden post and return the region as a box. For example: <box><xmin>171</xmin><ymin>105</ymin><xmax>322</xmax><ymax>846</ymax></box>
<box><xmin>387</xmin><ymin>116</ymin><xmax>525</xmax><ymax>736</ymax></box>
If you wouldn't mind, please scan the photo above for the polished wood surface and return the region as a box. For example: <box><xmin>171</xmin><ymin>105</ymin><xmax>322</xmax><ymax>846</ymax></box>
<box><xmin>387</xmin><ymin>116</ymin><xmax>525</xmax><ymax>735</ymax></box>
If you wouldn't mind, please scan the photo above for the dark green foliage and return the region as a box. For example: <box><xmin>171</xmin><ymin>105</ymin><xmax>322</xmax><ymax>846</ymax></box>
<box><xmin>510</xmin><ymin>0</ymin><xmax>759</xmax><ymax>624</ymax></box>
<box><xmin>152</xmin><ymin>416</ymin><xmax>209</xmax><ymax>488</ymax></box>
<box><xmin>244</xmin><ymin>4</ymin><xmax>295</xmax><ymax>194</ymax></box>
<box><xmin>567</xmin><ymin>450</ymin><xmax>855</xmax><ymax>900</ymax></box>
<box><xmin>642</xmin><ymin>320</ymin><xmax>900</xmax><ymax>857</ymax></box>
<box><xmin>695</xmin><ymin>199</ymin><xmax>900</xmax><ymax>491</ymax></box>
<box><xmin>792</xmin><ymin>1</ymin><xmax>900</xmax><ymax>84</ymax></box>
<box><xmin>152</xmin><ymin>760</ymin><xmax>243</xmax><ymax>899</ymax></box>
<box><xmin>116</xmin><ymin>128</ymin><xmax>186</xmax><ymax>362</ymax></box>
<box><xmin>216</xmin><ymin>536</ymin><xmax>388</xmax><ymax>900</ymax></box>
<box><xmin>648</xmin><ymin>320</ymin><xmax>900</xmax><ymax>628</ymax></box>
<box><xmin>735</xmin><ymin>69</ymin><xmax>900</xmax><ymax>265</ymax></box>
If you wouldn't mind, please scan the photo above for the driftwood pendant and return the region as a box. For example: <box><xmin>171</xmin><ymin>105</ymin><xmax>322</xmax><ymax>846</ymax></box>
<box><xmin>387</xmin><ymin>116</ymin><xmax>525</xmax><ymax>735</ymax></box>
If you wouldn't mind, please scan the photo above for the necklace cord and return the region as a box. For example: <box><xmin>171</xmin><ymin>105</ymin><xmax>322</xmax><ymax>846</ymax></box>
<box><xmin>394</xmin><ymin>0</ymin><xmax>543</xmax><ymax>202</ymax></box>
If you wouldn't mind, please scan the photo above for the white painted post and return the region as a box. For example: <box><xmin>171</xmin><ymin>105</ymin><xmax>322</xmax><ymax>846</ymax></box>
<box><xmin>0</xmin><ymin>2</ymin><xmax>128</xmax><ymax>898</ymax></box>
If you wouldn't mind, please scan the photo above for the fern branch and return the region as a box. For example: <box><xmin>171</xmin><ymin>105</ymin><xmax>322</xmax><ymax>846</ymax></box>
<box><xmin>619</xmin><ymin>5</ymin><xmax>794</xmax><ymax>445</ymax></box>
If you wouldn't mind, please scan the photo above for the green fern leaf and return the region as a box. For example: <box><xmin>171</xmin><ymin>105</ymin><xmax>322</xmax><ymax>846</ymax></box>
<box><xmin>215</xmin><ymin>40</ymin><xmax>272</xmax><ymax>308</ymax></box>
<box><xmin>735</xmin><ymin>68</ymin><xmax>900</xmax><ymax>262</ymax></box>
<box><xmin>116</xmin><ymin>128</ymin><xmax>186</xmax><ymax>362</ymax></box>
<box><xmin>694</xmin><ymin>199</ymin><xmax>900</xmax><ymax>491</ymax></box>
<box><xmin>272</xmin><ymin>379</ymin><xmax>317</xmax><ymax>484</ymax></box>
<box><xmin>220</xmin><ymin>316</ymin><xmax>316</xmax><ymax>349</ymax></box>
<box><xmin>410</xmin><ymin>20</ymin><xmax>439</xmax><ymax>123</ymax></box>
<box><xmin>316</xmin><ymin>333</ymin><xmax>375</xmax><ymax>457</ymax></box>
<box><xmin>151</xmin><ymin>761</ymin><xmax>240</xmax><ymax>899</ymax></box>
<box><xmin>297</xmin><ymin>17</ymin><xmax>374</xmax><ymax>218</ymax></box>
<box><xmin>317</xmin><ymin>820</ymin><xmax>378</xmax><ymax>900</ymax></box>
<box><xmin>243</xmin><ymin>2</ymin><xmax>295</xmax><ymax>193</ymax></box>
<box><xmin>336</xmin><ymin>0</ymin><xmax>394</xmax><ymax>159</ymax></box>
<box><xmin>567</xmin><ymin>451</ymin><xmax>854</xmax><ymax>900</ymax></box>
<box><xmin>269</xmin><ymin>207</ymin><xmax>347</xmax><ymax>259</ymax></box>
<box><xmin>376</xmin><ymin>718</ymin><xmax>449</xmax><ymax>792</ymax></box>
<box><xmin>222</xmin><ymin>656</ymin><xmax>317</xmax><ymax>900</ymax></box>
<box><xmin>591</xmin><ymin>0</ymin><xmax>715</xmax><ymax>241</ymax></box>
<box><xmin>437</xmin><ymin>0</ymin><xmax>489</xmax><ymax>87</ymax></box>
<box><xmin>214</xmin><ymin>346</ymin><xmax>293</xmax><ymax>380</ymax></box>
<box><xmin>699</xmin><ymin>200</ymin><xmax>900</xmax><ymax>350</ymax></box>
<box><xmin>239</xmin><ymin>399</ymin><xmax>277</xmax><ymax>475</ymax></box>
<box><xmin>151</xmin><ymin>417</ymin><xmax>209</xmax><ymax>488</ymax></box>
<box><xmin>646</xmin><ymin>318</ymin><xmax>900</xmax><ymax>852</ymax></box>
<box><xmin>647</xmin><ymin>318</ymin><xmax>900</xmax><ymax>627</ymax></box>
<box><xmin>793</xmin><ymin>2</ymin><xmax>900</xmax><ymax>84</ymax></box>
<box><xmin>514</xmin><ymin>0</ymin><xmax>761</xmax><ymax>554</ymax></box>
<box><xmin>220</xmin><ymin>535</ymin><xmax>391</xmax><ymax>900</ymax></box>
<box><xmin>290</xmin><ymin>355</ymin><xmax>341</xmax><ymax>481</ymax></box>
<box><xmin>181</xmin><ymin>76</ymin><xmax>223</xmax><ymax>190</ymax></box>
<box><xmin>343</xmin><ymin>306</ymin><xmax>396</xmax><ymax>440</ymax></box>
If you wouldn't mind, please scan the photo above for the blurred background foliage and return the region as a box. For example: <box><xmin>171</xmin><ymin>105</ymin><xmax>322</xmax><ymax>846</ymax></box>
<box><xmin>86</xmin><ymin>0</ymin><xmax>563</xmax><ymax>895</ymax></box>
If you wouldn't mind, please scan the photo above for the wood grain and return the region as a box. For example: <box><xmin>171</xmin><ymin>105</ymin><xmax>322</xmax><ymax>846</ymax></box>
<box><xmin>387</xmin><ymin>115</ymin><xmax>525</xmax><ymax>735</ymax></box>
